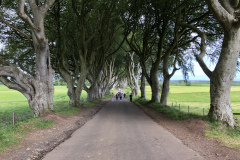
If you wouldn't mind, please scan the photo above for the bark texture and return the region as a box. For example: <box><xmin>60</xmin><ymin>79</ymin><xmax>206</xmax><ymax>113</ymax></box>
<box><xmin>0</xmin><ymin>65</ymin><xmax>53</xmax><ymax>116</ymax></box>
<box><xmin>208</xmin><ymin>30</ymin><xmax>240</xmax><ymax>127</ymax></box>
<box><xmin>127</xmin><ymin>53</ymin><xmax>141</xmax><ymax>96</ymax></box>
<box><xmin>160</xmin><ymin>51</ymin><xmax>178</xmax><ymax>105</ymax></box>
<box><xmin>0</xmin><ymin>0</ymin><xmax>55</xmax><ymax>117</ymax></box>
<box><xmin>140</xmin><ymin>74</ymin><xmax>147</xmax><ymax>99</ymax></box>
<box><xmin>150</xmin><ymin>72</ymin><xmax>160</xmax><ymax>102</ymax></box>
<box><xmin>197</xmin><ymin>0</ymin><xmax>240</xmax><ymax>127</ymax></box>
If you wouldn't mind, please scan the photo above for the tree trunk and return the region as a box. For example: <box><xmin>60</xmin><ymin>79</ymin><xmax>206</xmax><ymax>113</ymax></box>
<box><xmin>34</xmin><ymin>46</ymin><xmax>55</xmax><ymax>116</ymax></box>
<box><xmin>160</xmin><ymin>76</ymin><xmax>170</xmax><ymax>105</ymax></box>
<box><xmin>150</xmin><ymin>73</ymin><xmax>160</xmax><ymax>102</ymax></box>
<box><xmin>86</xmin><ymin>87</ymin><xmax>95</xmax><ymax>102</ymax></box>
<box><xmin>0</xmin><ymin>66</ymin><xmax>54</xmax><ymax>117</ymax></box>
<box><xmin>67</xmin><ymin>86</ymin><xmax>76</xmax><ymax>106</ymax></box>
<box><xmin>0</xmin><ymin>0</ymin><xmax>64</xmax><ymax>116</ymax></box>
<box><xmin>86</xmin><ymin>83</ymin><xmax>99</xmax><ymax>102</ymax></box>
<box><xmin>140</xmin><ymin>74</ymin><xmax>146</xmax><ymax>99</ymax></box>
<box><xmin>28</xmin><ymin>81</ymin><xmax>53</xmax><ymax>116</ymax></box>
<box><xmin>75</xmin><ymin>68</ymin><xmax>87</xmax><ymax>107</ymax></box>
<box><xmin>58</xmin><ymin>67</ymin><xmax>77</xmax><ymax>106</ymax></box>
<box><xmin>208</xmin><ymin>30</ymin><xmax>239</xmax><ymax>127</ymax></box>
<box><xmin>23</xmin><ymin>1</ymin><xmax>56</xmax><ymax>116</ymax></box>
<box><xmin>133</xmin><ymin>78</ymin><xmax>139</xmax><ymax>96</ymax></box>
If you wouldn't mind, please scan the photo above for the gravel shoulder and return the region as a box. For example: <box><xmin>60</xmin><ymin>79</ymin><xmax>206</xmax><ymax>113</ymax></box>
<box><xmin>139</xmin><ymin>104</ymin><xmax>240</xmax><ymax>160</ymax></box>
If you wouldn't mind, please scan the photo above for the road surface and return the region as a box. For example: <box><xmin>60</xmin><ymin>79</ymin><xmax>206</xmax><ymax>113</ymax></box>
<box><xmin>43</xmin><ymin>98</ymin><xmax>204</xmax><ymax>160</ymax></box>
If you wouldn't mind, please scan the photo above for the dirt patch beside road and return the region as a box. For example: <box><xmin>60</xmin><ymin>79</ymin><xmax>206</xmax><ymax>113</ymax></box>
<box><xmin>139</xmin><ymin>105</ymin><xmax>240</xmax><ymax>160</ymax></box>
<box><xmin>0</xmin><ymin>100</ymin><xmax>108</xmax><ymax>160</ymax></box>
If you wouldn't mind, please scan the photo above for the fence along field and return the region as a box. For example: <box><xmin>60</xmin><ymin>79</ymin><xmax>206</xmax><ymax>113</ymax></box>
<box><xmin>1</xmin><ymin>84</ymin><xmax>240</xmax><ymax>127</ymax></box>
<box><xmin>0</xmin><ymin>85</ymin><xmax>88</xmax><ymax>128</ymax></box>
<box><xmin>145</xmin><ymin>84</ymin><xmax>240</xmax><ymax>118</ymax></box>
<box><xmin>1</xmin><ymin>83</ymin><xmax>240</xmax><ymax>153</ymax></box>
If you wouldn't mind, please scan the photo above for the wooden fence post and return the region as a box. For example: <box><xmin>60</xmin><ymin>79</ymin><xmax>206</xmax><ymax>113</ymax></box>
<box><xmin>179</xmin><ymin>104</ymin><xmax>180</xmax><ymax>111</ymax></box>
<box><xmin>188</xmin><ymin>105</ymin><xmax>189</xmax><ymax>114</ymax></box>
<box><xmin>203</xmin><ymin>108</ymin><xmax>205</xmax><ymax>116</ymax></box>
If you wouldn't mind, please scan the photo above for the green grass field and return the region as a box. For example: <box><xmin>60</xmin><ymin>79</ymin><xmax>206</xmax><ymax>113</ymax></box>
<box><xmin>1</xmin><ymin>84</ymin><xmax>240</xmax><ymax>151</ymax></box>
<box><xmin>1</xmin><ymin>84</ymin><xmax>240</xmax><ymax>123</ymax></box>
<box><xmin>0</xmin><ymin>85</ymin><xmax>90</xmax><ymax>153</ymax></box>
<box><xmin>0</xmin><ymin>86</ymin><xmax>88</xmax><ymax>127</ymax></box>
<box><xmin>145</xmin><ymin>85</ymin><xmax>240</xmax><ymax>116</ymax></box>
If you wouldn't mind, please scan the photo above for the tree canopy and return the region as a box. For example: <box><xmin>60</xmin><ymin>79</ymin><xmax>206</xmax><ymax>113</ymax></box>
<box><xmin>0</xmin><ymin>0</ymin><xmax>238</xmax><ymax>127</ymax></box>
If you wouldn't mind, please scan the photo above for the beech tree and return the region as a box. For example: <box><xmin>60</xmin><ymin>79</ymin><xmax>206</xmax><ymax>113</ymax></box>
<box><xmin>123</xmin><ymin>0</ymin><xmax>161</xmax><ymax>102</ymax></box>
<box><xmin>126</xmin><ymin>52</ymin><xmax>141</xmax><ymax>96</ymax></box>
<box><xmin>51</xmin><ymin>0</ymin><xmax>119</xmax><ymax>105</ymax></box>
<box><xmin>160</xmin><ymin>0</ymin><xmax>213</xmax><ymax>104</ymax></box>
<box><xmin>140</xmin><ymin>73</ymin><xmax>147</xmax><ymax>99</ymax></box>
<box><xmin>0</xmin><ymin>0</ymin><xmax>55</xmax><ymax>116</ymax></box>
<box><xmin>196</xmin><ymin>0</ymin><xmax>240</xmax><ymax>127</ymax></box>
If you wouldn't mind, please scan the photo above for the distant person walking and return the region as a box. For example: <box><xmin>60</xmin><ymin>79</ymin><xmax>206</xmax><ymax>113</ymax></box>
<box><xmin>130</xmin><ymin>94</ymin><xmax>132</xmax><ymax>102</ymax></box>
<box><xmin>124</xmin><ymin>93</ymin><xmax>126</xmax><ymax>98</ymax></box>
<box><xmin>116</xmin><ymin>94</ymin><xmax>118</xmax><ymax>100</ymax></box>
<box><xmin>111</xmin><ymin>93</ymin><xmax>114</xmax><ymax>101</ymax></box>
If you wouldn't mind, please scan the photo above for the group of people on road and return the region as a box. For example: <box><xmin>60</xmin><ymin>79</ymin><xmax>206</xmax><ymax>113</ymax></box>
<box><xmin>111</xmin><ymin>86</ymin><xmax>132</xmax><ymax>102</ymax></box>
<box><xmin>115</xmin><ymin>92</ymin><xmax>125</xmax><ymax>101</ymax></box>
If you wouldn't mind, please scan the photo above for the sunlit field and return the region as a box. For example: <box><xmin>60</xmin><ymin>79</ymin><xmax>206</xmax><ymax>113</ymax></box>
<box><xmin>145</xmin><ymin>85</ymin><xmax>240</xmax><ymax>116</ymax></box>
<box><xmin>0</xmin><ymin>85</ymin><xmax>87</xmax><ymax>127</ymax></box>
<box><xmin>1</xmin><ymin>84</ymin><xmax>240</xmax><ymax>152</ymax></box>
<box><xmin>1</xmin><ymin>84</ymin><xmax>240</xmax><ymax>121</ymax></box>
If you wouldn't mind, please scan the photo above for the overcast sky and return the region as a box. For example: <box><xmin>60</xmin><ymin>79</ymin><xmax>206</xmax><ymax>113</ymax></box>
<box><xmin>171</xmin><ymin>60</ymin><xmax>240</xmax><ymax>81</ymax></box>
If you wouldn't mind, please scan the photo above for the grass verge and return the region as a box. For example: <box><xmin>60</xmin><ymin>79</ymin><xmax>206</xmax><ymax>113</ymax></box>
<box><xmin>0</xmin><ymin>118</ymin><xmax>54</xmax><ymax>153</ymax></box>
<box><xmin>0</xmin><ymin>93</ymin><xmax>111</xmax><ymax>154</ymax></box>
<box><xmin>133</xmin><ymin>97</ymin><xmax>192</xmax><ymax>120</ymax></box>
<box><xmin>133</xmin><ymin>97</ymin><xmax>240</xmax><ymax>150</ymax></box>
<box><xmin>205</xmin><ymin>121</ymin><xmax>240</xmax><ymax>150</ymax></box>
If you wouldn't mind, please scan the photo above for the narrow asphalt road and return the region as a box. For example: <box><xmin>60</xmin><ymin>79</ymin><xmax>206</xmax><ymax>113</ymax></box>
<box><xmin>43</xmin><ymin>98</ymin><xmax>204</xmax><ymax>160</ymax></box>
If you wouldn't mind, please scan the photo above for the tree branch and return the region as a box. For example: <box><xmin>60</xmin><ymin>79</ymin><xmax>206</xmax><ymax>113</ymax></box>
<box><xmin>18</xmin><ymin>0</ymin><xmax>40</xmax><ymax>31</ymax></box>
<box><xmin>179</xmin><ymin>22</ymin><xmax>212</xmax><ymax>78</ymax></box>
<box><xmin>42</xmin><ymin>0</ymin><xmax>56</xmax><ymax>13</ymax></box>
<box><xmin>220</xmin><ymin>0</ymin><xmax>234</xmax><ymax>15</ymax></box>
<box><xmin>195</xmin><ymin>54</ymin><xmax>212</xmax><ymax>78</ymax></box>
<box><xmin>0</xmin><ymin>65</ymin><xmax>33</xmax><ymax>93</ymax></box>
<box><xmin>0</xmin><ymin>13</ymin><xmax>33</xmax><ymax>45</ymax></box>
<box><xmin>0</xmin><ymin>76</ymin><xmax>25</xmax><ymax>92</ymax></box>
<box><xmin>205</xmin><ymin>0</ymin><xmax>237</xmax><ymax>30</ymax></box>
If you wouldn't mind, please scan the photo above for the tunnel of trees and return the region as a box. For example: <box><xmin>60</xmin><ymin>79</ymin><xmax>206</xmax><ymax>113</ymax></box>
<box><xmin>0</xmin><ymin>0</ymin><xmax>239</xmax><ymax>127</ymax></box>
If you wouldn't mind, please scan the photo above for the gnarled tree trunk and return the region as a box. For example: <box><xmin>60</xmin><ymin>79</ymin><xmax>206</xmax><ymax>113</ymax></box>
<box><xmin>140</xmin><ymin>73</ymin><xmax>146</xmax><ymax>99</ymax></box>
<box><xmin>0</xmin><ymin>0</ymin><xmax>55</xmax><ymax>117</ymax></box>
<box><xmin>198</xmin><ymin>0</ymin><xmax>240</xmax><ymax>127</ymax></box>
<box><xmin>59</xmin><ymin>68</ymin><xmax>75</xmax><ymax>106</ymax></box>
<box><xmin>0</xmin><ymin>62</ymin><xmax>54</xmax><ymax>117</ymax></box>
<box><xmin>160</xmin><ymin>76</ymin><xmax>170</xmax><ymax>105</ymax></box>
<box><xmin>33</xmin><ymin>40</ymin><xmax>55</xmax><ymax>116</ymax></box>
<box><xmin>150</xmin><ymin>72</ymin><xmax>160</xmax><ymax>102</ymax></box>
<box><xmin>127</xmin><ymin>53</ymin><xmax>141</xmax><ymax>96</ymax></box>
<box><xmin>208</xmin><ymin>30</ymin><xmax>239</xmax><ymax>127</ymax></box>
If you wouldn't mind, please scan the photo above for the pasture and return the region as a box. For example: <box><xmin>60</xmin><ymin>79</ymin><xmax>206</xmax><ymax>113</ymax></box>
<box><xmin>1</xmin><ymin>84</ymin><xmax>240</xmax><ymax>152</ymax></box>
<box><xmin>1</xmin><ymin>84</ymin><xmax>240</xmax><ymax>123</ymax></box>
<box><xmin>0</xmin><ymin>86</ymin><xmax>88</xmax><ymax>128</ymax></box>
<box><xmin>145</xmin><ymin>85</ymin><xmax>240</xmax><ymax>116</ymax></box>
